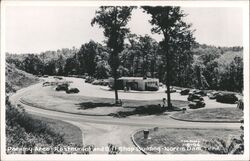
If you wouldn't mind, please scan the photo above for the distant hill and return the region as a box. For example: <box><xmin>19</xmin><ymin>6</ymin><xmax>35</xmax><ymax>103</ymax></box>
<box><xmin>6</xmin><ymin>48</ymin><xmax>77</xmax><ymax>65</ymax></box>
<box><xmin>5</xmin><ymin>63</ymin><xmax>40</xmax><ymax>93</ymax></box>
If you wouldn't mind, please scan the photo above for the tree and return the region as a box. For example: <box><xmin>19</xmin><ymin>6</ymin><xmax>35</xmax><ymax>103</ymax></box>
<box><xmin>78</xmin><ymin>41</ymin><xmax>104</xmax><ymax>76</ymax></box>
<box><xmin>44</xmin><ymin>60</ymin><xmax>56</xmax><ymax>75</ymax></box>
<box><xmin>142</xmin><ymin>6</ymin><xmax>195</xmax><ymax>109</ymax></box>
<box><xmin>64</xmin><ymin>57</ymin><xmax>78</xmax><ymax>75</ymax></box>
<box><xmin>95</xmin><ymin>51</ymin><xmax>111</xmax><ymax>79</ymax></box>
<box><xmin>91</xmin><ymin>6</ymin><xmax>135</xmax><ymax>104</ymax></box>
<box><xmin>23</xmin><ymin>54</ymin><xmax>43</xmax><ymax>75</ymax></box>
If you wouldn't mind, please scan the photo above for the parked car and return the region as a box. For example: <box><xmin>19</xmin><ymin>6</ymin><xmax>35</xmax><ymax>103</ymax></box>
<box><xmin>187</xmin><ymin>93</ymin><xmax>204</xmax><ymax>101</ymax></box>
<box><xmin>92</xmin><ymin>79</ymin><xmax>109</xmax><ymax>86</ymax></box>
<box><xmin>43</xmin><ymin>82</ymin><xmax>50</xmax><ymax>87</ymax></box>
<box><xmin>216</xmin><ymin>93</ymin><xmax>238</xmax><ymax>104</ymax></box>
<box><xmin>54</xmin><ymin>76</ymin><xmax>63</xmax><ymax>80</ymax></box>
<box><xmin>188</xmin><ymin>100</ymin><xmax>206</xmax><ymax>109</ymax></box>
<box><xmin>56</xmin><ymin>83</ymin><xmax>69</xmax><ymax>91</ymax></box>
<box><xmin>191</xmin><ymin>89</ymin><xmax>207</xmax><ymax>96</ymax></box>
<box><xmin>165</xmin><ymin>88</ymin><xmax>176</xmax><ymax>93</ymax></box>
<box><xmin>146</xmin><ymin>85</ymin><xmax>159</xmax><ymax>91</ymax></box>
<box><xmin>66</xmin><ymin>88</ymin><xmax>80</xmax><ymax>94</ymax></box>
<box><xmin>208</xmin><ymin>91</ymin><xmax>220</xmax><ymax>99</ymax></box>
<box><xmin>85</xmin><ymin>77</ymin><xmax>95</xmax><ymax>83</ymax></box>
<box><xmin>180</xmin><ymin>89</ymin><xmax>190</xmax><ymax>95</ymax></box>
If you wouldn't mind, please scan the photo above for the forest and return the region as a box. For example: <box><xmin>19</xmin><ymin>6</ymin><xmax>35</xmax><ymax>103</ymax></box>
<box><xmin>6</xmin><ymin>6</ymin><xmax>244</xmax><ymax>94</ymax></box>
<box><xmin>6</xmin><ymin>40</ymin><xmax>243</xmax><ymax>92</ymax></box>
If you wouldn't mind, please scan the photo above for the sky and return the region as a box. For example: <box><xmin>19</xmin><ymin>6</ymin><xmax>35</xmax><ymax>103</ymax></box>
<box><xmin>5</xmin><ymin>6</ymin><xmax>243</xmax><ymax>54</ymax></box>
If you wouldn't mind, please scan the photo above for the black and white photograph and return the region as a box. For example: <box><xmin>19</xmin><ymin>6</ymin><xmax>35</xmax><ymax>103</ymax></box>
<box><xmin>1</xmin><ymin>0</ymin><xmax>249</xmax><ymax>161</ymax></box>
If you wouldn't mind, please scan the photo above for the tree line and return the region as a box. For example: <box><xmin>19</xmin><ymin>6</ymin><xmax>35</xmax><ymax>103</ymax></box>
<box><xmin>6</xmin><ymin>40</ymin><xmax>243</xmax><ymax>92</ymax></box>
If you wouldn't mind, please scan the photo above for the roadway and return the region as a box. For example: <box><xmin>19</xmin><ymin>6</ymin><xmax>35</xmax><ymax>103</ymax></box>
<box><xmin>9</xmin><ymin>77</ymin><xmax>241</xmax><ymax>154</ymax></box>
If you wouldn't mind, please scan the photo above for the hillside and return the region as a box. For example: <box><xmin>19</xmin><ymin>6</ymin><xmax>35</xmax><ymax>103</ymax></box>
<box><xmin>5</xmin><ymin>63</ymin><xmax>84</xmax><ymax>154</ymax></box>
<box><xmin>5</xmin><ymin>63</ymin><xmax>40</xmax><ymax>93</ymax></box>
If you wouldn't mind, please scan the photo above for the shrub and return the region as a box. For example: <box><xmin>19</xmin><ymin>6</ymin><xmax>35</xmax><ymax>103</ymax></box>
<box><xmin>202</xmin><ymin>99</ymin><xmax>244</xmax><ymax>154</ymax></box>
<box><xmin>6</xmin><ymin>100</ymin><xmax>62</xmax><ymax>154</ymax></box>
<box><xmin>6</xmin><ymin>99</ymin><xmax>86</xmax><ymax>154</ymax></box>
<box><xmin>202</xmin><ymin>138</ymin><xmax>243</xmax><ymax>154</ymax></box>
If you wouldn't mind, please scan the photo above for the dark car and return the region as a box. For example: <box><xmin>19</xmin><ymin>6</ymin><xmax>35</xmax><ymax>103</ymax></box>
<box><xmin>66</xmin><ymin>88</ymin><xmax>80</xmax><ymax>94</ymax></box>
<box><xmin>165</xmin><ymin>88</ymin><xmax>176</xmax><ymax>93</ymax></box>
<box><xmin>54</xmin><ymin>76</ymin><xmax>63</xmax><ymax>80</ymax></box>
<box><xmin>188</xmin><ymin>101</ymin><xmax>206</xmax><ymax>109</ymax></box>
<box><xmin>191</xmin><ymin>89</ymin><xmax>207</xmax><ymax>96</ymax></box>
<box><xmin>180</xmin><ymin>89</ymin><xmax>190</xmax><ymax>95</ymax></box>
<box><xmin>43</xmin><ymin>82</ymin><xmax>50</xmax><ymax>87</ymax></box>
<box><xmin>147</xmin><ymin>85</ymin><xmax>159</xmax><ymax>91</ymax></box>
<box><xmin>208</xmin><ymin>91</ymin><xmax>220</xmax><ymax>99</ymax></box>
<box><xmin>56</xmin><ymin>83</ymin><xmax>69</xmax><ymax>91</ymax></box>
<box><xmin>85</xmin><ymin>77</ymin><xmax>95</xmax><ymax>83</ymax></box>
<box><xmin>187</xmin><ymin>93</ymin><xmax>204</xmax><ymax>101</ymax></box>
<box><xmin>216</xmin><ymin>93</ymin><xmax>238</xmax><ymax>104</ymax></box>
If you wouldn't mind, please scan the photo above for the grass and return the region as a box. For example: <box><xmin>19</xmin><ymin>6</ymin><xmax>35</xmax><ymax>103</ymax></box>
<box><xmin>29</xmin><ymin>114</ymin><xmax>82</xmax><ymax>145</ymax></box>
<box><xmin>6</xmin><ymin>101</ymin><xmax>83</xmax><ymax>154</ymax></box>
<box><xmin>133</xmin><ymin>128</ymin><xmax>242</xmax><ymax>154</ymax></box>
<box><xmin>5</xmin><ymin>63</ymin><xmax>40</xmax><ymax>93</ymax></box>
<box><xmin>171</xmin><ymin>108</ymin><xmax>243</xmax><ymax>122</ymax></box>
<box><xmin>21</xmin><ymin>87</ymin><xmax>189</xmax><ymax>116</ymax></box>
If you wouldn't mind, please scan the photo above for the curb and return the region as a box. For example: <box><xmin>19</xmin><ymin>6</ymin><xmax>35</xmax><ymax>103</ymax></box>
<box><xmin>19</xmin><ymin>97</ymin><xmax>109</xmax><ymax>117</ymax></box>
<box><xmin>169</xmin><ymin>114</ymin><xmax>241</xmax><ymax>123</ymax></box>
<box><xmin>130</xmin><ymin>129</ymin><xmax>148</xmax><ymax>155</ymax></box>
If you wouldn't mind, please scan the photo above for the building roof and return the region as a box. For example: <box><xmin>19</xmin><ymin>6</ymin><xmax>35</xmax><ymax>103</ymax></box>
<box><xmin>119</xmin><ymin>77</ymin><xmax>158</xmax><ymax>81</ymax></box>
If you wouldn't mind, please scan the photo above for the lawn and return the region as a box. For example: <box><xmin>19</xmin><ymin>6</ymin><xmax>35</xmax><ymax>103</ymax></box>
<box><xmin>29</xmin><ymin>114</ymin><xmax>83</xmax><ymax>145</ymax></box>
<box><xmin>171</xmin><ymin>107</ymin><xmax>243</xmax><ymax>122</ymax></box>
<box><xmin>133</xmin><ymin>128</ymin><xmax>242</xmax><ymax>154</ymax></box>
<box><xmin>21</xmin><ymin>87</ymin><xmax>189</xmax><ymax>116</ymax></box>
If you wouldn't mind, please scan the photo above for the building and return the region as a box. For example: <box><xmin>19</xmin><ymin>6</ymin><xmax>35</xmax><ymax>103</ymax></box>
<box><xmin>109</xmin><ymin>77</ymin><xmax>159</xmax><ymax>91</ymax></box>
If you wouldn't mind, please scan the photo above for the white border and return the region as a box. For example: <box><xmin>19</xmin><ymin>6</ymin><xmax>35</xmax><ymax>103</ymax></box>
<box><xmin>1</xmin><ymin>1</ymin><xmax>249</xmax><ymax>161</ymax></box>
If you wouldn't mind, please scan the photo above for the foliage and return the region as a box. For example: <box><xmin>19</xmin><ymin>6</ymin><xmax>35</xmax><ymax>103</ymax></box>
<box><xmin>91</xmin><ymin>6</ymin><xmax>135</xmax><ymax>103</ymax></box>
<box><xmin>6</xmin><ymin>99</ymin><xmax>63</xmax><ymax>154</ymax></box>
<box><xmin>5</xmin><ymin>7</ymin><xmax>243</xmax><ymax>93</ymax></box>
<box><xmin>5</xmin><ymin>63</ymin><xmax>39</xmax><ymax>93</ymax></box>
<box><xmin>120</xmin><ymin>34</ymin><xmax>160</xmax><ymax>77</ymax></box>
<box><xmin>5</xmin><ymin>64</ymin><xmax>95</xmax><ymax>154</ymax></box>
<box><xmin>202</xmin><ymin>138</ymin><xmax>244</xmax><ymax>154</ymax></box>
<box><xmin>142</xmin><ymin>6</ymin><xmax>195</xmax><ymax>108</ymax></box>
<box><xmin>202</xmin><ymin>102</ymin><xmax>244</xmax><ymax>154</ymax></box>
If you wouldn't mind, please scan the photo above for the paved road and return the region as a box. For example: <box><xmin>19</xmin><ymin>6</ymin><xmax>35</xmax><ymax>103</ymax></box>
<box><xmin>9</xmin><ymin>78</ymin><xmax>241</xmax><ymax>154</ymax></box>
